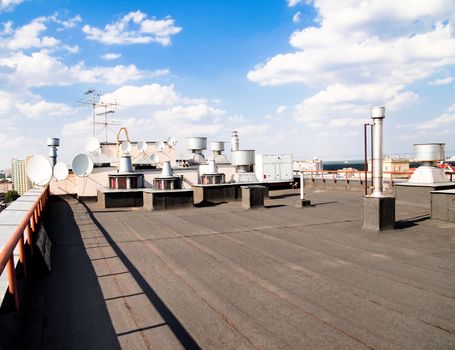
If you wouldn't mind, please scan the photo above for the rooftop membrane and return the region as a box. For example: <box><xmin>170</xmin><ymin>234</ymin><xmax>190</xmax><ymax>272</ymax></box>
<box><xmin>1</xmin><ymin>188</ymin><xmax>455</xmax><ymax>349</ymax></box>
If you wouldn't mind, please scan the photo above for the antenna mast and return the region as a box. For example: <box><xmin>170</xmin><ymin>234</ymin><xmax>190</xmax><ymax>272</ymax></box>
<box><xmin>78</xmin><ymin>89</ymin><xmax>118</xmax><ymax>142</ymax></box>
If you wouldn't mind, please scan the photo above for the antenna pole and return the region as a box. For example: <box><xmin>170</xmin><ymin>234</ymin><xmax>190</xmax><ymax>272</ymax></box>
<box><xmin>92</xmin><ymin>100</ymin><xmax>96</xmax><ymax>137</ymax></box>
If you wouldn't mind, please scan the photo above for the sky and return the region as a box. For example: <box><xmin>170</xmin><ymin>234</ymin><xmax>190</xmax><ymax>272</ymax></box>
<box><xmin>0</xmin><ymin>0</ymin><xmax>455</xmax><ymax>169</ymax></box>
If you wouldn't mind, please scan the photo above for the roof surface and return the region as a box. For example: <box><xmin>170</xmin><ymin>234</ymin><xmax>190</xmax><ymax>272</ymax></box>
<box><xmin>1</xmin><ymin>189</ymin><xmax>455</xmax><ymax>349</ymax></box>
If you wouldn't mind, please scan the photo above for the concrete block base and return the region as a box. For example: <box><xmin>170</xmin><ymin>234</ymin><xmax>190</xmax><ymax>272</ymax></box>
<box><xmin>97</xmin><ymin>189</ymin><xmax>143</xmax><ymax>208</ymax></box>
<box><xmin>362</xmin><ymin>195</ymin><xmax>395</xmax><ymax>232</ymax></box>
<box><xmin>431</xmin><ymin>189</ymin><xmax>455</xmax><ymax>222</ymax></box>
<box><xmin>294</xmin><ymin>199</ymin><xmax>311</xmax><ymax>208</ymax></box>
<box><xmin>241</xmin><ymin>185</ymin><xmax>265</xmax><ymax>209</ymax></box>
<box><xmin>395</xmin><ymin>182</ymin><xmax>455</xmax><ymax>210</ymax></box>
<box><xmin>143</xmin><ymin>189</ymin><xmax>194</xmax><ymax>211</ymax></box>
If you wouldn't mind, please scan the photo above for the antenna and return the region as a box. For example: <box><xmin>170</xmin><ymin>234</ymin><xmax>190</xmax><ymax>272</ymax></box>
<box><xmin>71</xmin><ymin>153</ymin><xmax>94</xmax><ymax>177</ymax></box>
<box><xmin>156</xmin><ymin>141</ymin><xmax>166</xmax><ymax>152</ymax></box>
<box><xmin>85</xmin><ymin>136</ymin><xmax>101</xmax><ymax>154</ymax></box>
<box><xmin>120</xmin><ymin>140</ymin><xmax>132</xmax><ymax>155</ymax></box>
<box><xmin>150</xmin><ymin>154</ymin><xmax>160</xmax><ymax>164</ymax></box>
<box><xmin>27</xmin><ymin>155</ymin><xmax>53</xmax><ymax>186</ymax></box>
<box><xmin>53</xmin><ymin>162</ymin><xmax>69</xmax><ymax>181</ymax></box>
<box><xmin>76</xmin><ymin>89</ymin><xmax>119</xmax><ymax>141</ymax></box>
<box><xmin>167</xmin><ymin>136</ymin><xmax>177</xmax><ymax>147</ymax></box>
<box><xmin>137</xmin><ymin>140</ymin><xmax>148</xmax><ymax>153</ymax></box>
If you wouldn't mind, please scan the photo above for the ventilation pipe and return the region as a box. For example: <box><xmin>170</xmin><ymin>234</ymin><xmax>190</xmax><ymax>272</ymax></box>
<box><xmin>371</xmin><ymin>107</ymin><xmax>385</xmax><ymax>197</ymax></box>
<box><xmin>47</xmin><ymin>138</ymin><xmax>60</xmax><ymax>167</ymax></box>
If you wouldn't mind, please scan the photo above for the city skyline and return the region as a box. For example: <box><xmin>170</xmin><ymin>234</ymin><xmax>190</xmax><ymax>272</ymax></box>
<box><xmin>0</xmin><ymin>0</ymin><xmax>454</xmax><ymax>168</ymax></box>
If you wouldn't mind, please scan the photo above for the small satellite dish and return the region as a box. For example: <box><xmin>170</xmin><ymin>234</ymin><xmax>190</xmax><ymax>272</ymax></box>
<box><xmin>137</xmin><ymin>140</ymin><xmax>148</xmax><ymax>153</ymax></box>
<box><xmin>156</xmin><ymin>141</ymin><xmax>166</xmax><ymax>152</ymax></box>
<box><xmin>27</xmin><ymin>155</ymin><xmax>53</xmax><ymax>186</ymax></box>
<box><xmin>53</xmin><ymin>162</ymin><xmax>69</xmax><ymax>181</ymax></box>
<box><xmin>71</xmin><ymin>153</ymin><xmax>94</xmax><ymax>177</ymax></box>
<box><xmin>85</xmin><ymin>136</ymin><xmax>101</xmax><ymax>154</ymax></box>
<box><xmin>167</xmin><ymin>136</ymin><xmax>177</xmax><ymax>147</ymax></box>
<box><xmin>150</xmin><ymin>154</ymin><xmax>160</xmax><ymax>163</ymax></box>
<box><xmin>120</xmin><ymin>141</ymin><xmax>132</xmax><ymax>154</ymax></box>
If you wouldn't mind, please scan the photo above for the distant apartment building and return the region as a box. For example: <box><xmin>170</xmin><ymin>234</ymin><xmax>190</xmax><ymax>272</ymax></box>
<box><xmin>11</xmin><ymin>158</ymin><xmax>32</xmax><ymax>195</ymax></box>
<box><xmin>368</xmin><ymin>157</ymin><xmax>410</xmax><ymax>178</ymax></box>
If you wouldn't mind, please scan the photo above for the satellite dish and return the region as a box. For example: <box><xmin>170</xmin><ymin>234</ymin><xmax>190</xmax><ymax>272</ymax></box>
<box><xmin>150</xmin><ymin>154</ymin><xmax>160</xmax><ymax>163</ymax></box>
<box><xmin>167</xmin><ymin>136</ymin><xmax>177</xmax><ymax>147</ymax></box>
<box><xmin>156</xmin><ymin>141</ymin><xmax>166</xmax><ymax>152</ymax></box>
<box><xmin>137</xmin><ymin>140</ymin><xmax>148</xmax><ymax>153</ymax></box>
<box><xmin>120</xmin><ymin>141</ymin><xmax>132</xmax><ymax>154</ymax></box>
<box><xmin>27</xmin><ymin>155</ymin><xmax>53</xmax><ymax>186</ymax></box>
<box><xmin>53</xmin><ymin>162</ymin><xmax>69</xmax><ymax>181</ymax></box>
<box><xmin>71</xmin><ymin>153</ymin><xmax>94</xmax><ymax>177</ymax></box>
<box><xmin>85</xmin><ymin>136</ymin><xmax>101</xmax><ymax>154</ymax></box>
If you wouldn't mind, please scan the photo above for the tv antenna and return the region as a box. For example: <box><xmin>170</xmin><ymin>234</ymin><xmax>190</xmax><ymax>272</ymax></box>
<box><xmin>77</xmin><ymin>89</ymin><xmax>119</xmax><ymax>141</ymax></box>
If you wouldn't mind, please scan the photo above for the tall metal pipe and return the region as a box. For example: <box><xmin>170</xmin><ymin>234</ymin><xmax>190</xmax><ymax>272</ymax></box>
<box><xmin>371</xmin><ymin>107</ymin><xmax>385</xmax><ymax>197</ymax></box>
<box><xmin>231</xmin><ymin>131</ymin><xmax>239</xmax><ymax>152</ymax></box>
<box><xmin>47</xmin><ymin>138</ymin><xmax>60</xmax><ymax>167</ymax></box>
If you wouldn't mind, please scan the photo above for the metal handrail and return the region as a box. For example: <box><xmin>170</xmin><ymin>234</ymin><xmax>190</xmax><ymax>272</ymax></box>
<box><xmin>0</xmin><ymin>186</ymin><xmax>49</xmax><ymax>310</ymax></box>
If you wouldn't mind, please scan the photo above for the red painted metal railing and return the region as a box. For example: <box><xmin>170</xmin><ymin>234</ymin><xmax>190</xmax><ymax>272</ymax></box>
<box><xmin>0</xmin><ymin>186</ymin><xmax>49</xmax><ymax>310</ymax></box>
<box><xmin>296</xmin><ymin>169</ymin><xmax>415</xmax><ymax>186</ymax></box>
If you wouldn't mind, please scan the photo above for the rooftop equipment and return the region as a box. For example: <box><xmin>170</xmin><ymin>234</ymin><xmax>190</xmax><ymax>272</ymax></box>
<box><xmin>153</xmin><ymin>160</ymin><xmax>182</xmax><ymax>190</ymax></box>
<box><xmin>408</xmin><ymin>143</ymin><xmax>450</xmax><ymax>184</ymax></box>
<box><xmin>53</xmin><ymin>162</ymin><xmax>69</xmax><ymax>181</ymax></box>
<box><xmin>232</xmin><ymin>150</ymin><xmax>258</xmax><ymax>183</ymax></box>
<box><xmin>362</xmin><ymin>107</ymin><xmax>395</xmax><ymax>232</ymax></box>
<box><xmin>187</xmin><ymin>137</ymin><xmax>207</xmax><ymax>164</ymax></box>
<box><xmin>27</xmin><ymin>154</ymin><xmax>53</xmax><ymax>186</ymax></box>
<box><xmin>200</xmin><ymin>159</ymin><xmax>225</xmax><ymax>184</ymax></box>
<box><xmin>371</xmin><ymin>107</ymin><xmax>385</xmax><ymax>197</ymax></box>
<box><xmin>47</xmin><ymin>138</ymin><xmax>60</xmax><ymax>167</ymax></box>
<box><xmin>71</xmin><ymin>154</ymin><xmax>94</xmax><ymax>177</ymax></box>
<box><xmin>108</xmin><ymin>129</ymin><xmax>144</xmax><ymax>189</ymax></box>
<box><xmin>210</xmin><ymin>141</ymin><xmax>229</xmax><ymax>164</ymax></box>
<box><xmin>231</xmin><ymin>131</ymin><xmax>239</xmax><ymax>152</ymax></box>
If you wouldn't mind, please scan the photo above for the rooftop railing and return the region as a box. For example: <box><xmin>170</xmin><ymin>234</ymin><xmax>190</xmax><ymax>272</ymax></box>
<box><xmin>0</xmin><ymin>186</ymin><xmax>49</xmax><ymax>310</ymax></box>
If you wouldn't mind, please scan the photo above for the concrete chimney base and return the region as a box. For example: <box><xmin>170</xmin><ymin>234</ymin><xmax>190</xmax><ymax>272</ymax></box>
<box><xmin>362</xmin><ymin>195</ymin><xmax>395</xmax><ymax>232</ymax></box>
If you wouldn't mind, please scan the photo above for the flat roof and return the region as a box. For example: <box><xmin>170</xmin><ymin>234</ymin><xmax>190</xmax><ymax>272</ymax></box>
<box><xmin>1</xmin><ymin>189</ymin><xmax>454</xmax><ymax>349</ymax></box>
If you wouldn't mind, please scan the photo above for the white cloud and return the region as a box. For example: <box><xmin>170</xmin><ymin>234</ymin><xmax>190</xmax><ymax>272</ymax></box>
<box><xmin>287</xmin><ymin>0</ymin><xmax>303</xmax><ymax>7</ymax></box>
<box><xmin>428</xmin><ymin>77</ymin><xmax>454</xmax><ymax>86</ymax></box>
<box><xmin>102</xmin><ymin>52</ymin><xmax>121</xmax><ymax>60</ymax></box>
<box><xmin>0</xmin><ymin>0</ymin><xmax>24</xmax><ymax>12</ymax></box>
<box><xmin>276</xmin><ymin>105</ymin><xmax>287</xmax><ymax>114</ymax></box>
<box><xmin>154</xmin><ymin>104</ymin><xmax>225</xmax><ymax>122</ymax></box>
<box><xmin>52</xmin><ymin>14</ymin><xmax>82</xmax><ymax>30</ymax></box>
<box><xmin>3</xmin><ymin>17</ymin><xmax>60</xmax><ymax>50</ymax></box>
<box><xmin>249</xmin><ymin>0</ymin><xmax>455</xmax><ymax>134</ymax></box>
<box><xmin>100</xmin><ymin>84</ymin><xmax>181</xmax><ymax>107</ymax></box>
<box><xmin>417</xmin><ymin>104</ymin><xmax>455</xmax><ymax>130</ymax></box>
<box><xmin>17</xmin><ymin>100</ymin><xmax>74</xmax><ymax>118</ymax></box>
<box><xmin>82</xmin><ymin>11</ymin><xmax>182</xmax><ymax>46</ymax></box>
<box><xmin>0</xmin><ymin>50</ymin><xmax>148</xmax><ymax>87</ymax></box>
<box><xmin>292</xmin><ymin>12</ymin><xmax>302</xmax><ymax>23</ymax></box>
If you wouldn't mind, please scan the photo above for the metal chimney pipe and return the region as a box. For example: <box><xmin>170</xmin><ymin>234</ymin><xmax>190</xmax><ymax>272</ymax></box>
<box><xmin>371</xmin><ymin>107</ymin><xmax>385</xmax><ymax>197</ymax></box>
<box><xmin>47</xmin><ymin>138</ymin><xmax>60</xmax><ymax>167</ymax></box>
<box><xmin>231</xmin><ymin>131</ymin><xmax>239</xmax><ymax>152</ymax></box>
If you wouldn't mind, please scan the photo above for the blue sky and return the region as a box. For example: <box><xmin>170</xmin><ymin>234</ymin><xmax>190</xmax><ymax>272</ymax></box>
<box><xmin>1</xmin><ymin>0</ymin><xmax>455</xmax><ymax>168</ymax></box>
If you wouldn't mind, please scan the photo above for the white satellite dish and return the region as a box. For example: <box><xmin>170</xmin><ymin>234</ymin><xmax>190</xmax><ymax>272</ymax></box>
<box><xmin>156</xmin><ymin>141</ymin><xmax>166</xmax><ymax>152</ymax></box>
<box><xmin>27</xmin><ymin>155</ymin><xmax>53</xmax><ymax>186</ymax></box>
<box><xmin>167</xmin><ymin>136</ymin><xmax>177</xmax><ymax>147</ymax></box>
<box><xmin>71</xmin><ymin>153</ymin><xmax>94</xmax><ymax>177</ymax></box>
<box><xmin>85</xmin><ymin>136</ymin><xmax>101</xmax><ymax>154</ymax></box>
<box><xmin>53</xmin><ymin>162</ymin><xmax>69</xmax><ymax>181</ymax></box>
<box><xmin>120</xmin><ymin>141</ymin><xmax>132</xmax><ymax>154</ymax></box>
<box><xmin>150</xmin><ymin>154</ymin><xmax>160</xmax><ymax>163</ymax></box>
<box><xmin>137</xmin><ymin>140</ymin><xmax>148</xmax><ymax>153</ymax></box>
